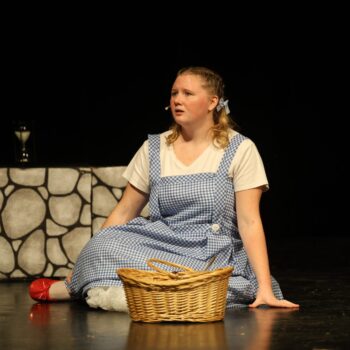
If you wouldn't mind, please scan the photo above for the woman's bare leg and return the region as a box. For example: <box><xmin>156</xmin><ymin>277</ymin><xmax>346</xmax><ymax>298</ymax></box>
<box><xmin>49</xmin><ymin>281</ymin><xmax>72</xmax><ymax>300</ymax></box>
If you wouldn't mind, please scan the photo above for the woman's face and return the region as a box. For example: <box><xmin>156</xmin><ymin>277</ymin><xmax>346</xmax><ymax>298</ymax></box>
<box><xmin>170</xmin><ymin>73</ymin><xmax>218</xmax><ymax>128</ymax></box>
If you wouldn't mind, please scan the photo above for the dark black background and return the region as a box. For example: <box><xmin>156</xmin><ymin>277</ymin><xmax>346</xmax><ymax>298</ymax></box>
<box><xmin>1</xmin><ymin>9</ymin><xmax>347</xmax><ymax>238</ymax></box>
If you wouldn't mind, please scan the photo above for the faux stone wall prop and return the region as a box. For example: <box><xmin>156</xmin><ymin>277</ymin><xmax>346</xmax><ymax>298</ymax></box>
<box><xmin>0</xmin><ymin>168</ymin><xmax>92</xmax><ymax>280</ymax></box>
<box><xmin>0</xmin><ymin>166</ymin><xmax>150</xmax><ymax>280</ymax></box>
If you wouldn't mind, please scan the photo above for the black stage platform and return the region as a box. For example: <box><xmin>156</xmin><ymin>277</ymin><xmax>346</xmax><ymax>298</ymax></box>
<box><xmin>1</xmin><ymin>237</ymin><xmax>349</xmax><ymax>350</ymax></box>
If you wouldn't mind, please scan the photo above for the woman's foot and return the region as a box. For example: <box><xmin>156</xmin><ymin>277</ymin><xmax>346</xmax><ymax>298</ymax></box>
<box><xmin>29</xmin><ymin>279</ymin><xmax>71</xmax><ymax>302</ymax></box>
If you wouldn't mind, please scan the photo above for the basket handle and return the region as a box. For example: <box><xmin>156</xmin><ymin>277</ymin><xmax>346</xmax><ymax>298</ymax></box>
<box><xmin>147</xmin><ymin>258</ymin><xmax>195</xmax><ymax>274</ymax></box>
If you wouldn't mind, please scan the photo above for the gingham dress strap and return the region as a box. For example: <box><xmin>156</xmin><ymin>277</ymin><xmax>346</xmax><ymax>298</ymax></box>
<box><xmin>148</xmin><ymin>134</ymin><xmax>162</xmax><ymax>220</ymax></box>
<box><xmin>213</xmin><ymin>133</ymin><xmax>247</xmax><ymax>223</ymax></box>
<box><xmin>148</xmin><ymin>134</ymin><xmax>161</xmax><ymax>185</ymax></box>
<box><xmin>217</xmin><ymin>133</ymin><xmax>247</xmax><ymax>176</ymax></box>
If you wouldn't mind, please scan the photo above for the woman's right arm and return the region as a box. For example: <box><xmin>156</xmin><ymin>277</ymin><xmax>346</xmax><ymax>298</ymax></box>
<box><xmin>101</xmin><ymin>182</ymin><xmax>149</xmax><ymax>228</ymax></box>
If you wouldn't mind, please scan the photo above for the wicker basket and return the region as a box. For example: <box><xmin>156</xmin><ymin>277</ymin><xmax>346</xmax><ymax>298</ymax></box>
<box><xmin>116</xmin><ymin>258</ymin><xmax>233</xmax><ymax>323</ymax></box>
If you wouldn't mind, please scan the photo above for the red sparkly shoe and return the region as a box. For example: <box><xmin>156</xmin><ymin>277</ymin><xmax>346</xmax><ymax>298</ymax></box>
<box><xmin>29</xmin><ymin>278</ymin><xmax>59</xmax><ymax>302</ymax></box>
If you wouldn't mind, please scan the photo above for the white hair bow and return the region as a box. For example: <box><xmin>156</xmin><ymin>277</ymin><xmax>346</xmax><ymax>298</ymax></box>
<box><xmin>216</xmin><ymin>98</ymin><xmax>230</xmax><ymax>114</ymax></box>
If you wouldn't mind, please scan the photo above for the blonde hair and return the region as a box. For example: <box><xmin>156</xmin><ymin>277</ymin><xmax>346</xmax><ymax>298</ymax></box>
<box><xmin>166</xmin><ymin>66</ymin><xmax>237</xmax><ymax>149</ymax></box>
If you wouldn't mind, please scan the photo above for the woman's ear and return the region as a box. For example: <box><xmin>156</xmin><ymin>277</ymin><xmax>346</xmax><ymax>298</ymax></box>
<box><xmin>208</xmin><ymin>95</ymin><xmax>219</xmax><ymax>112</ymax></box>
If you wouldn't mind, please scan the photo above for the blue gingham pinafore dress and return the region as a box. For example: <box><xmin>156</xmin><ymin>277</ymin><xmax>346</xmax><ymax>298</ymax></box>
<box><xmin>67</xmin><ymin>133</ymin><xmax>283</xmax><ymax>307</ymax></box>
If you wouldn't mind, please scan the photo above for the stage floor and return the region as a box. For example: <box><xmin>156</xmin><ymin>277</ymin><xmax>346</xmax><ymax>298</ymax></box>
<box><xmin>1</xmin><ymin>237</ymin><xmax>349</xmax><ymax>350</ymax></box>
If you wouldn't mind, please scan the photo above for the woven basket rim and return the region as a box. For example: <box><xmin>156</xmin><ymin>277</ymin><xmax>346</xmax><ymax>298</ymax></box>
<box><xmin>117</xmin><ymin>265</ymin><xmax>233</xmax><ymax>288</ymax></box>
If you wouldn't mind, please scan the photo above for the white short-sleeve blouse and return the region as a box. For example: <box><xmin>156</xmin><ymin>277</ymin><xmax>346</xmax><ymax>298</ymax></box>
<box><xmin>123</xmin><ymin>129</ymin><xmax>269</xmax><ymax>194</ymax></box>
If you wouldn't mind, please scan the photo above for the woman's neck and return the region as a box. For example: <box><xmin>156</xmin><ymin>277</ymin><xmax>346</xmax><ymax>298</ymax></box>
<box><xmin>179</xmin><ymin>121</ymin><xmax>214</xmax><ymax>144</ymax></box>
<box><xmin>173</xmin><ymin>127</ymin><xmax>214</xmax><ymax>166</ymax></box>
